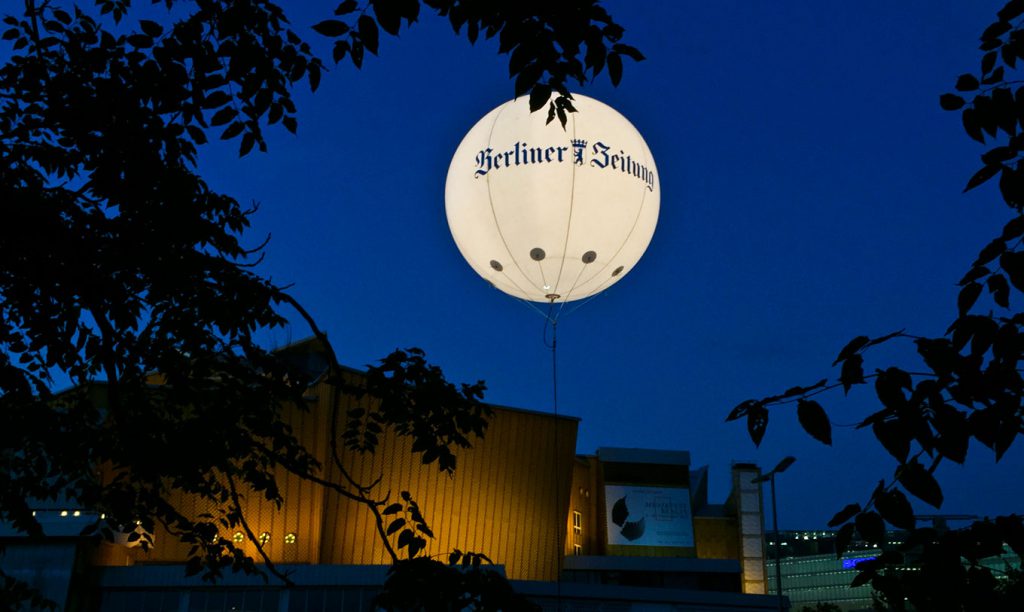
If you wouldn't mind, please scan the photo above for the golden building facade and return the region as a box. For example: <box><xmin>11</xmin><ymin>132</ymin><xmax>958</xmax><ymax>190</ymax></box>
<box><xmin>104</xmin><ymin>369</ymin><xmax>578</xmax><ymax>583</ymax></box>
<box><xmin>92</xmin><ymin>355</ymin><xmax>767</xmax><ymax>599</ymax></box>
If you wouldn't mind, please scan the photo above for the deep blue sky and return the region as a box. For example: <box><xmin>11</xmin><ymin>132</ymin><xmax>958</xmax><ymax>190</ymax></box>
<box><xmin>192</xmin><ymin>1</ymin><xmax>1021</xmax><ymax>529</ymax></box>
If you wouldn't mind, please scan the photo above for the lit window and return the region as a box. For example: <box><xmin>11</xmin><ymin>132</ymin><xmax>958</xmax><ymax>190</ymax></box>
<box><xmin>284</xmin><ymin>532</ymin><xmax>297</xmax><ymax>544</ymax></box>
<box><xmin>573</xmin><ymin>544</ymin><xmax>582</xmax><ymax>556</ymax></box>
<box><xmin>232</xmin><ymin>532</ymin><xmax>245</xmax><ymax>543</ymax></box>
<box><xmin>258</xmin><ymin>532</ymin><xmax>271</xmax><ymax>545</ymax></box>
<box><xmin>572</xmin><ymin>511</ymin><xmax>582</xmax><ymax>535</ymax></box>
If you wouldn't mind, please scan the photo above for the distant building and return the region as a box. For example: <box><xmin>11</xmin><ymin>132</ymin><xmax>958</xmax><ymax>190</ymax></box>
<box><xmin>764</xmin><ymin>527</ymin><xmax>1022</xmax><ymax>611</ymax></box>
<box><xmin>2</xmin><ymin>341</ymin><xmax>784</xmax><ymax>611</ymax></box>
<box><xmin>766</xmin><ymin>533</ymin><xmax>880</xmax><ymax>612</ymax></box>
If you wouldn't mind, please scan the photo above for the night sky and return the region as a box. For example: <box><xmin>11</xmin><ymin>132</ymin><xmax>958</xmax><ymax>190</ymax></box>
<box><xmin>190</xmin><ymin>1</ymin><xmax>1021</xmax><ymax>529</ymax></box>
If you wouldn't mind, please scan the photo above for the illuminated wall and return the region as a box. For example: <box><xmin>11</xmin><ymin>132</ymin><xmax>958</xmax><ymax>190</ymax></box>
<box><xmin>317</xmin><ymin>385</ymin><xmax>578</xmax><ymax>581</ymax></box>
<box><xmin>566</xmin><ymin>450</ymin><xmax>767</xmax><ymax>596</ymax></box>
<box><xmin>108</xmin><ymin>370</ymin><xmax>578</xmax><ymax>582</ymax></box>
<box><xmin>732</xmin><ymin>464</ymin><xmax>768</xmax><ymax>595</ymax></box>
<box><xmin>94</xmin><ymin>357</ymin><xmax>764</xmax><ymax>590</ymax></box>
<box><xmin>566</xmin><ymin>458</ymin><xmax>598</xmax><ymax>558</ymax></box>
<box><xmin>693</xmin><ymin>516</ymin><xmax>740</xmax><ymax>559</ymax></box>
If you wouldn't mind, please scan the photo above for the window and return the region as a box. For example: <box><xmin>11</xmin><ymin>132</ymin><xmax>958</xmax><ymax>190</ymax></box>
<box><xmin>572</xmin><ymin>511</ymin><xmax>582</xmax><ymax>535</ymax></box>
<box><xmin>573</xmin><ymin>544</ymin><xmax>582</xmax><ymax>556</ymax></box>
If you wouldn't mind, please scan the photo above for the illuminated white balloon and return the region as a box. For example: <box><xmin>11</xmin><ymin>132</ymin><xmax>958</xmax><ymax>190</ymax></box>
<box><xmin>445</xmin><ymin>94</ymin><xmax>660</xmax><ymax>303</ymax></box>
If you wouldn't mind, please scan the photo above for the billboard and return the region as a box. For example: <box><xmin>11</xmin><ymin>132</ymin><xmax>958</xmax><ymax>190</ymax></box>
<box><xmin>605</xmin><ymin>485</ymin><xmax>694</xmax><ymax>548</ymax></box>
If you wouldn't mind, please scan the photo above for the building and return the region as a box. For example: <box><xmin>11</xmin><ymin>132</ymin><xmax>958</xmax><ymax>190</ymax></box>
<box><xmin>765</xmin><ymin>530</ymin><xmax>881</xmax><ymax>612</ymax></box>
<box><xmin>2</xmin><ymin>341</ymin><xmax>783</xmax><ymax>611</ymax></box>
<box><xmin>764</xmin><ymin>528</ymin><xmax>1023</xmax><ymax>611</ymax></box>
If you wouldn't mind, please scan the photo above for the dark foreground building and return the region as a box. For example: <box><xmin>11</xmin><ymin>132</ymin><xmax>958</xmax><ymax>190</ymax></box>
<box><xmin>2</xmin><ymin>343</ymin><xmax>783</xmax><ymax>611</ymax></box>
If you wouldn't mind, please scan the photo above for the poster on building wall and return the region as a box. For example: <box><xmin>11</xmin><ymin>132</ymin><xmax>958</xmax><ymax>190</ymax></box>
<box><xmin>604</xmin><ymin>485</ymin><xmax>694</xmax><ymax>548</ymax></box>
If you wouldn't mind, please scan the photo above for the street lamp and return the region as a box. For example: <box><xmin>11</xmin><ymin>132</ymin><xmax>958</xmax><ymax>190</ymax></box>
<box><xmin>752</xmin><ymin>456</ymin><xmax>796</xmax><ymax>612</ymax></box>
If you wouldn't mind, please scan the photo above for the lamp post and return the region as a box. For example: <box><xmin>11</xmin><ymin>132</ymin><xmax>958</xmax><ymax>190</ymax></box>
<box><xmin>752</xmin><ymin>456</ymin><xmax>796</xmax><ymax>612</ymax></box>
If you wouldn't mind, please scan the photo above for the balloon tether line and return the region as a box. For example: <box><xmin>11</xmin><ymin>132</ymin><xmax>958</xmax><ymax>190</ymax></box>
<box><xmin>542</xmin><ymin>298</ymin><xmax>563</xmax><ymax>606</ymax></box>
<box><xmin>544</xmin><ymin>301</ymin><xmax>558</xmax><ymax>417</ymax></box>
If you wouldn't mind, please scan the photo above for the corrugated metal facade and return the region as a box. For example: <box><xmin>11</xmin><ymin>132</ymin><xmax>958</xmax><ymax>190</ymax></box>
<box><xmin>94</xmin><ymin>365</ymin><xmax>761</xmax><ymax>590</ymax></box>
<box><xmin>110</xmin><ymin>371</ymin><xmax>578</xmax><ymax>582</ymax></box>
<box><xmin>316</xmin><ymin>375</ymin><xmax>578</xmax><ymax>581</ymax></box>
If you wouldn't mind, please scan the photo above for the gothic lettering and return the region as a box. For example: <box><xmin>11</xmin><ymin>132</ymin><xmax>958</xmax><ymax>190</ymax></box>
<box><xmin>590</xmin><ymin>141</ymin><xmax>610</xmax><ymax>169</ymax></box>
<box><xmin>473</xmin><ymin>140</ymin><xmax>655</xmax><ymax>192</ymax></box>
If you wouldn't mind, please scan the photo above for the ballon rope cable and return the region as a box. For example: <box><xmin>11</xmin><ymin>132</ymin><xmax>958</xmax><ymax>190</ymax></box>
<box><xmin>546</xmin><ymin>299</ymin><xmax>562</xmax><ymax>608</ymax></box>
<box><xmin>537</xmin><ymin>260</ymin><xmax>550</xmax><ymax>294</ymax></box>
<box><xmin>496</xmin><ymin>269</ymin><xmax>549</xmax><ymax>313</ymax></box>
<box><xmin>536</xmin><ymin>268</ymin><xmax>602</xmax><ymax>607</ymax></box>
<box><xmin>542</xmin><ymin>301</ymin><xmax>557</xmax><ymax>347</ymax></box>
<box><xmin>551</xmin><ymin>110</ymin><xmax>579</xmax><ymax>294</ymax></box>
<box><xmin>557</xmin><ymin>292</ymin><xmax>602</xmax><ymax>321</ymax></box>
<box><xmin>554</xmin><ymin>263</ymin><xmax>589</xmax><ymax>321</ymax></box>
<box><xmin>481</xmin><ymin>103</ymin><xmax>543</xmax><ymax>293</ymax></box>
<box><xmin>524</xmin><ymin>261</ymin><xmax>589</xmax><ymax>333</ymax></box>
<box><xmin>559</xmin><ymin>168</ymin><xmax>655</xmax><ymax>299</ymax></box>
<box><xmin>506</xmin><ymin>285</ymin><xmax>555</xmax><ymax>320</ymax></box>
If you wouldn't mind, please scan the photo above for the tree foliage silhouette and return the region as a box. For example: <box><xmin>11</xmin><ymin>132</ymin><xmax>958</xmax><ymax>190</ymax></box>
<box><xmin>0</xmin><ymin>0</ymin><xmax>638</xmax><ymax>608</ymax></box>
<box><xmin>729</xmin><ymin>2</ymin><xmax>1024</xmax><ymax>609</ymax></box>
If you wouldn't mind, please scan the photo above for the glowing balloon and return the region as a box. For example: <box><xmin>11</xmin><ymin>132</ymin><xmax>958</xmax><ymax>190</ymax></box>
<box><xmin>445</xmin><ymin>94</ymin><xmax>660</xmax><ymax>303</ymax></box>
